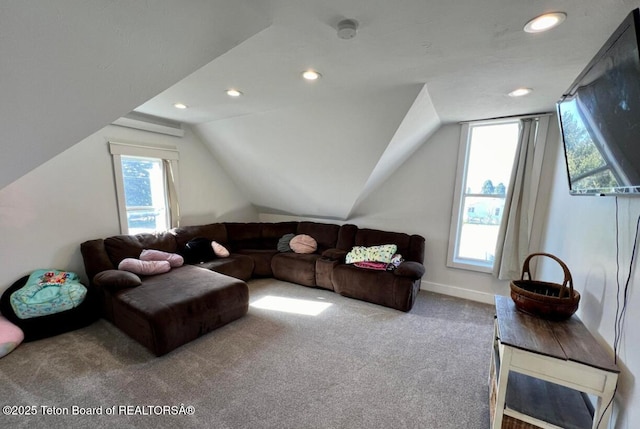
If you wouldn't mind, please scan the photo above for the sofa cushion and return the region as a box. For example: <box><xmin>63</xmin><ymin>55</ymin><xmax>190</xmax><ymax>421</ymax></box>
<box><xmin>197</xmin><ymin>255</ymin><xmax>255</xmax><ymax>282</ymax></box>
<box><xmin>225</xmin><ymin>222</ymin><xmax>265</xmax><ymax>250</ymax></box>
<box><xmin>104</xmin><ymin>232</ymin><xmax>177</xmax><ymax>266</ymax></box>
<box><xmin>290</xmin><ymin>234</ymin><xmax>318</xmax><ymax>254</ymax></box>
<box><xmin>260</xmin><ymin>222</ymin><xmax>299</xmax><ymax>248</ymax></box>
<box><xmin>81</xmin><ymin>239</ymin><xmax>116</xmax><ymax>279</ymax></box>
<box><xmin>172</xmin><ymin>223</ymin><xmax>228</xmax><ymax>249</ymax></box>
<box><xmin>271</xmin><ymin>253</ymin><xmax>320</xmax><ymax>287</ymax></box>
<box><xmin>93</xmin><ymin>270</ymin><xmax>142</xmax><ymax>291</ymax></box>
<box><xmin>336</xmin><ymin>224</ymin><xmax>358</xmax><ymax>250</ymax></box>
<box><xmin>354</xmin><ymin>229</ymin><xmax>409</xmax><ymax>253</ymax></box>
<box><xmin>353</xmin><ymin>229</ymin><xmax>425</xmax><ymax>263</ymax></box>
<box><xmin>321</xmin><ymin>248</ymin><xmax>348</xmax><ymax>261</ymax></box>
<box><xmin>235</xmin><ymin>249</ymin><xmax>279</xmax><ymax>277</ymax></box>
<box><xmin>297</xmin><ymin>222</ymin><xmax>339</xmax><ymax>253</ymax></box>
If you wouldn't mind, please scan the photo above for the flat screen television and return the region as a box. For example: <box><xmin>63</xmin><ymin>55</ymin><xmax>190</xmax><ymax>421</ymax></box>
<box><xmin>557</xmin><ymin>8</ymin><xmax>640</xmax><ymax>195</ymax></box>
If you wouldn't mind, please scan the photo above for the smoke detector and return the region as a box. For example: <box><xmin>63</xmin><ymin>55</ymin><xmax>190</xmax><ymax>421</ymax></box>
<box><xmin>337</xmin><ymin>19</ymin><xmax>358</xmax><ymax>39</ymax></box>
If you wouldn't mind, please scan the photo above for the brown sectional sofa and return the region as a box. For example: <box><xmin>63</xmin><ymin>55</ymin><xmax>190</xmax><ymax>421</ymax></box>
<box><xmin>80</xmin><ymin>221</ymin><xmax>425</xmax><ymax>356</ymax></box>
<box><xmin>81</xmin><ymin>231</ymin><xmax>250</xmax><ymax>356</ymax></box>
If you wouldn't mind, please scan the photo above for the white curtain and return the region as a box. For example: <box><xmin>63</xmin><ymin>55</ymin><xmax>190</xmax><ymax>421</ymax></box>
<box><xmin>164</xmin><ymin>159</ymin><xmax>181</xmax><ymax>229</ymax></box>
<box><xmin>493</xmin><ymin>116</ymin><xmax>550</xmax><ymax>280</ymax></box>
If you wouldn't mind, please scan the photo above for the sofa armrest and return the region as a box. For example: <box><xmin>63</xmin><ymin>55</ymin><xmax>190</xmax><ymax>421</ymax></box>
<box><xmin>321</xmin><ymin>248</ymin><xmax>348</xmax><ymax>262</ymax></box>
<box><xmin>93</xmin><ymin>270</ymin><xmax>142</xmax><ymax>292</ymax></box>
<box><xmin>393</xmin><ymin>261</ymin><xmax>425</xmax><ymax>279</ymax></box>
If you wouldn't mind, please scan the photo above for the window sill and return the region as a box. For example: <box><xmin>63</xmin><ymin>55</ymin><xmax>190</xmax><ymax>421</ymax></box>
<box><xmin>446</xmin><ymin>259</ymin><xmax>494</xmax><ymax>274</ymax></box>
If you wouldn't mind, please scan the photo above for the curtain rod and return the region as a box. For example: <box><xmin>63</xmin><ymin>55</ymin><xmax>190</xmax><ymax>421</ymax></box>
<box><xmin>459</xmin><ymin>112</ymin><xmax>554</xmax><ymax>124</ymax></box>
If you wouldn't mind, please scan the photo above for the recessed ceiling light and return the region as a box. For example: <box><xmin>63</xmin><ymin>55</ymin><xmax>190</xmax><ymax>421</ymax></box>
<box><xmin>508</xmin><ymin>88</ymin><xmax>533</xmax><ymax>97</ymax></box>
<box><xmin>524</xmin><ymin>12</ymin><xmax>566</xmax><ymax>33</ymax></box>
<box><xmin>302</xmin><ymin>70</ymin><xmax>321</xmax><ymax>81</ymax></box>
<box><xmin>226</xmin><ymin>89</ymin><xmax>243</xmax><ymax>97</ymax></box>
<box><xmin>173</xmin><ymin>103</ymin><xmax>188</xmax><ymax>109</ymax></box>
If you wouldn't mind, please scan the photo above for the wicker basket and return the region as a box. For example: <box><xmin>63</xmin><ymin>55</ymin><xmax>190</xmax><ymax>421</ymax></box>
<box><xmin>510</xmin><ymin>253</ymin><xmax>580</xmax><ymax>320</ymax></box>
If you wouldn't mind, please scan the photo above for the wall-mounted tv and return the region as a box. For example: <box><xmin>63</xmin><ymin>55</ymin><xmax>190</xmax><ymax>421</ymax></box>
<box><xmin>557</xmin><ymin>8</ymin><xmax>640</xmax><ymax>195</ymax></box>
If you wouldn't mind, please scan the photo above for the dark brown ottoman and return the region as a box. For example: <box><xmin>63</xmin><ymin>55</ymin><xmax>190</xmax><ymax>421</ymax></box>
<box><xmin>109</xmin><ymin>265</ymin><xmax>248</xmax><ymax>356</ymax></box>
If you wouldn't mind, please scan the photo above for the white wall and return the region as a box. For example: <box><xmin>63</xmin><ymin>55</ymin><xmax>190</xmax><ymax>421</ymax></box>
<box><xmin>348</xmin><ymin>123</ymin><xmax>510</xmax><ymax>302</ymax></box>
<box><xmin>538</xmin><ymin>136</ymin><xmax>640</xmax><ymax>428</ymax></box>
<box><xmin>0</xmin><ymin>124</ymin><xmax>256</xmax><ymax>291</ymax></box>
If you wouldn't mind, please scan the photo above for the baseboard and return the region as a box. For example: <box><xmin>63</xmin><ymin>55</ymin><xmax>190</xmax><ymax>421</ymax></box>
<box><xmin>420</xmin><ymin>280</ymin><xmax>496</xmax><ymax>305</ymax></box>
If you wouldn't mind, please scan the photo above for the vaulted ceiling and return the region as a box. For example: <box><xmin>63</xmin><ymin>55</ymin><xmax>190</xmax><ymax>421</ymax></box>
<box><xmin>0</xmin><ymin>1</ymin><xmax>270</xmax><ymax>189</ymax></box>
<box><xmin>3</xmin><ymin>1</ymin><xmax>639</xmax><ymax>219</ymax></box>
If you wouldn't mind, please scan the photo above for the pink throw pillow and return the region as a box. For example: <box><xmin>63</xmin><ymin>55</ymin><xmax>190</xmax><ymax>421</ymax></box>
<box><xmin>290</xmin><ymin>234</ymin><xmax>318</xmax><ymax>254</ymax></box>
<box><xmin>118</xmin><ymin>258</ymin><xmax>171</xmax><ymax>275</ymax></box>
<box><xmin>0</xmin><ymin>315</ymin><xmax>24</xmax><ymax>358</ymax></box>
<box><xmin>140</xmin><ymin>249</ymin><xmax>184</xmax><ymax>267</ymax></box>
<box><xmin>211</xmin><ymin>241</ymin><xmax>230</xmax><ymax>258</ymax></box>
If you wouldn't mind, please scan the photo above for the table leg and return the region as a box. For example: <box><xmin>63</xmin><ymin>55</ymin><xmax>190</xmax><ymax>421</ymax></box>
<box><xmin>493</xmin><ymin>346</ymin><xmax>512</xmax><ymax>429</ymax></box>
<box><xmin>592</xmin><ymin>374</ymin><xmax>618</xmax><ymax>429</ymax></box>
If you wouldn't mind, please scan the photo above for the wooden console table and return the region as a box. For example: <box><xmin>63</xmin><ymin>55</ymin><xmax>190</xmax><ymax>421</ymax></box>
<box><xmin>490</xmin><ymin>296</ymin><xmax>619</xmax><ymax>429</ymax></box>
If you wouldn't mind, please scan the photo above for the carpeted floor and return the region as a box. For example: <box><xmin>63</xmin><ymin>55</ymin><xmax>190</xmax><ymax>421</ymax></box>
<box><xmin>0</xmin><ymin>279</ymin><xmax>495</xmax><ymax>429</ymax></box>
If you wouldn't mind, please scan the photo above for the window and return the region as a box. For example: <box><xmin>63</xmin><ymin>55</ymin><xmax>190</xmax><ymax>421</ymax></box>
<box><xmin>109</xmin><ymin>142</ymin><xmax>180</xmax><ymax>234</ymax></box>
<box><xmin>447</xmin><ymin>120</ymin><xmax>520</xmax><ymax>272</ymax></box>
<box><xmin>120</xmin><ymin>156</ymin><xmax>168</xmax><ymax>234</ymax></box>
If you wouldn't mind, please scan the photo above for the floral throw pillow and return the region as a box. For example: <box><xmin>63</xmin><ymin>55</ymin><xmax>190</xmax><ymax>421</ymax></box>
<box><xmin>345</xmin><ymin>246</ymin><xmax>368</xmax><ymax>264</ymax></box>
<box><xmin>345</xmin><ymin>244</ymin><xmax>398</xmax><ymax>264</ymax></box>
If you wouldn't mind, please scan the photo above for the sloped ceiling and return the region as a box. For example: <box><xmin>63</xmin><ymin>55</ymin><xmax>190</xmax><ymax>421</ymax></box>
<box><xmin>4</xmin><ymin>1</ymin><xmax>640</xmax><ymax>220</ymax></box>
<box><xmin>0</xmin><ymin>1</ymin><xmax>270</xmax><ymax>190</ymax></box>
<box><xmin>195</xmin><ymin>83</ymin><xmax>423</xmax><ymax>219</ymax></box>
<box><xmin>134</xmin><ymin>0</ymin><xmax>640</xmax><ymax>220</ymax></box>
<box><xmin>350</xmin><ymin>85</ymin><xmax>440</xmax><ymax>218</ymax></box>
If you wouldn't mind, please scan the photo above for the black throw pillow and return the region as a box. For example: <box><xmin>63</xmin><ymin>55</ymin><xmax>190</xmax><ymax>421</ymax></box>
<box><xmin>182</xmin><ymin>237</ymin><xmax>216</xmax><ymax>264</ymax></box>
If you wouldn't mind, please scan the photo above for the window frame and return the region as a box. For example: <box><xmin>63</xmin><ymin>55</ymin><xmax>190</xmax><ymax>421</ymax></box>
<box><xmin>447</xmin><ymin>118</ymin><xmax>521</xmax><ymax>273</ymax></box>
<box><xmin>109</xmin><ymin>141</ymin><xmax>180</xmax><ymax>234</ymax></box>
